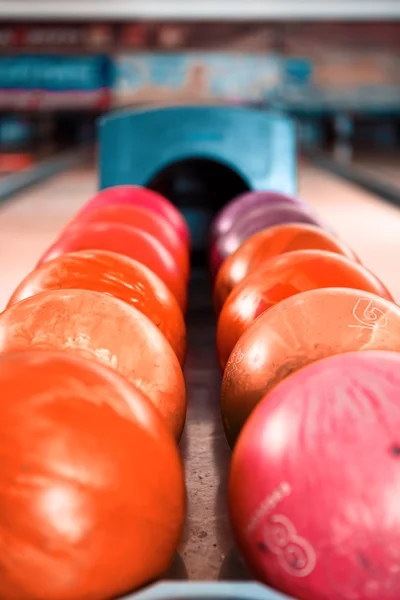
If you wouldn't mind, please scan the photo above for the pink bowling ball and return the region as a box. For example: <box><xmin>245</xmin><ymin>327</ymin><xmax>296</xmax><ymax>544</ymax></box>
<box><xmin>76</xmin><ymin>185</ymin><xmax>190</xmax><ymax>248</ymax></box>
<box><xmin>229</xmin><ymin>350</ymin><xmax>400</xmax><ymax>600</ymax></box>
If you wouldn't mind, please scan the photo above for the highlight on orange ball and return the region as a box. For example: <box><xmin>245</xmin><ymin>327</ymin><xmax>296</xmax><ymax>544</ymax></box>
<box><xmin>63</xmin><ymin>203</ymin><xmax>190</xmax><ymax>282</ymax></box>
<box><xmin>216</xmin><ymin>249</ymin><xmax>393</xmax><ymax>370</ymax></box>
<box><xmin>8</xmin><ymin>250</ymin><xmax>187</xmax><ymax>366</ymax></box>
<box><xmin>0</xmin><ymin>288</ymin><xmax>187</xmax><ymax>440</ymax></box>
<box><xmin>0</xmin><ymin>350</ymin><xmax>185</xmax><ymax>600</ymax></box>
<box><xmin>38</xmin><ymin>221</ymin><xmax>188</xmax><ymax>312</ymax></box>
<box><xmin>213</xmin><ymin>222</ymin><xmax>359</xmax><ymax>313</ymax></box>
<box><xmin>221</xmin><ymin>287</ymin><xmax>400</xmax><ymax>448</ymax></box>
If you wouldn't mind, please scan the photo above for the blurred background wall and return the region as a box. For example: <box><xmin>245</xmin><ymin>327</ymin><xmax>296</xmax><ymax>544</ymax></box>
<box><xmin>0</xmin><ymin>13</ymin><xmax>399</xmax><ymax>173</ymax></box>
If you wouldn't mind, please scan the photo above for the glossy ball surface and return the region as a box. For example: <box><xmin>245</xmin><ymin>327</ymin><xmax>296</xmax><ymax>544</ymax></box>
<box><xmin>38</xmin><ymin>222</ymin><xmax>187</xmax><ymax>311</ymax></box>
<box><xmin>230</xmin><ymin>350</ymin><xmax>400</xmax><ymax>600</ymax></box>
<box><xmin>0</xmin><ymin>350</ymin><xmax>185</xmax><ymax>600</ymax></box>
<box><xmin>214</xmin><ymin>223</ymin><xmax>358</xmax><ymax>313</ymax></box>
<box><xmin>211</xmin><ymin>191</ymin><xmax>310</xmax><ymax>240</ymax></box>
<box><xmin>217</xmin><ymin>250</ymin><xmax>393</xmax><ymax>370</ymax></box>
<box><xmin>213</xmin><ymin>204</ymin><xmax>322</xmax><ymax>272</ymax></box>
<box><xmin>221</xmin><ymin>287</ymin><xmax>400</xmax><ymax>447</ymax></box>
<box><xmin>8</xmin><ymin>250</ymin><xmax>187</xmax><ymax>365</ymax></box>
<box><xmin>0</xmin><ymin>289</ymin><xmax>186</xmax><ymax>439</ymax></box>
<box><xmin>78</xmin><ymin>185</ymin><xmax>190</xmax><ymax>248</ymax></box>
<box><xmin>65</xmin><ymin>204</ymin><xmax>189</xmax><ymax>281</ymax></box>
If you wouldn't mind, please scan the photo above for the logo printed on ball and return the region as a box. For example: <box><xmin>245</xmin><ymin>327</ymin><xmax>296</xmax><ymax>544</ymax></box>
<box><xmin>263</xmin><ymin>514</ymin><xmax>317</xmax><ymax>578</ymax></box>
<box><xmin>226</xmin><ymin>347</ymin><xmax>244</xmax><ymax>379</ymax></box>
<box><xmin>349</xmin><ymin>298</ymin><xmax>389</xmax><ymax>333</ymax></box>
<box><xmin>247</xmin><ymin>481</ymin><xmax>291</xmax><ymax>534</ymax></box>
<box><xmin>233</xmin><ymin>347</ymin><xmax>245</xmax><ymax>366</ymax></box>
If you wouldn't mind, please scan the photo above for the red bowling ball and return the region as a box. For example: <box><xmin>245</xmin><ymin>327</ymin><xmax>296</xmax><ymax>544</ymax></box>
<box><xmin>77</xmin><ymin>185</ymin><xmax>190</xmax><ymax>248</ymax></box>
<box><xmin>0</xmin><ymin>350</ymin><xmax>185</xmax><ymax>600</ymax></box>
<box><xmin>229</xmin><ymin>350</ymin><xmax>400</xmax><ymax>600</ymax></box>
<box><xmin>38</xmin><ymin>222</ymin><xmax>188</xmax><ymax>312</ymax></box>
<box><xmin>64</xmin><ymin>204</ymin><xmax>190</xmax><ymax>282</ymax></box>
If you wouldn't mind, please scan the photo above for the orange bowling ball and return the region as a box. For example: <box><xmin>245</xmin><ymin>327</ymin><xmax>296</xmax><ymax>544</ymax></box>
<box><xmin>8</xmin><ymin>250</ymin><xmax>186</xmax><ymax>365</ymax></box>
<box><xmin>64</xmin><ymin>204</ymin><xmax>190</xmax><ymax>281</ymax></box>
<box><xmin>0</xmin><ymin>350</ymin><xmax>185</xmax><ymax>600</ymax></box>
<box><xmin>217</xmin><ymin>249</ymin><xmax>393</xmax><ymax>370</ymax></box>
<box><xmin>221</xmin><ymin>287</ymin><xmax>400</xmax><ymax>447</ymax></box>
<box><xmin>213</xmin><ymin>223</ymin><xmax>358</xmax><ymax>313</ymax></box>
<box><xmin>0</xmin><ymin>289</ymin><xmax>186</xmax><ymax>440</ymax></box>
<box><xmin>38</xmin><ymin>222</ymin><xmax>187</xmax><ymax>311</ymax></box>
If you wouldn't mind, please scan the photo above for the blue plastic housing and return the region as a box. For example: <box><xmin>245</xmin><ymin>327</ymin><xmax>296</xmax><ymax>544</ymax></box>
<box><xmin>99</xmin><ymin>105</ymin><xmax>296</xmax><ymax>196</ymax></box>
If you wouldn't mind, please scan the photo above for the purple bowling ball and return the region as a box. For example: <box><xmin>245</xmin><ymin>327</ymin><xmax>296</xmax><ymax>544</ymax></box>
<box><xmin>209</xmin><ymin>199</ymin><xmax>315</xmax><ymax>277</ymax></box>
<box><xmin>211</xmin><ymin>191</ymin><xmax>311</xmax><ymax>241</ymax></box>
<box><xmin>215</xmin><ymin>203</ymin><xmax>323</xmax><ymax>265</ymax></box>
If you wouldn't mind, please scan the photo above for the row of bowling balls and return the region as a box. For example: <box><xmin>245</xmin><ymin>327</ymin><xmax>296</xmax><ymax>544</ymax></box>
<box><xmin>210</xmin><ymin>190</ymin><xmax>400</xmax><ymax>599</ymax></box>
<box><xmin>0</xmin><ymin>185</ymin><xmax>192</xmax><ymax>599</ymax></box>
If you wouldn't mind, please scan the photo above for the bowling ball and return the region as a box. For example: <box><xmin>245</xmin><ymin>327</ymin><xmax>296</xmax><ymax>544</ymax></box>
<box><xmin>211</xmin><ymin>191</ymin><xmax>311</xmax><ymax>241</ymax></box>
<box><xmin>0</xmin><ymin>350</ymin><xmax>185</xmax><ymax>600</ymax></box>
<box><xmin>213</xmin><ymin>204</ymin><xmax>323</xmax><ymax>274</ymax></box>
<box><xmin>229</xmin><ymin>350</ymin><xmax>400</xmax><ymax>600</ymax></box>
<box><xmin>0</xmin><ymin>289</ymin><xmax>186</xmax><ymax>440</ymax></box>
<box><xmin>8</xmin><ymin>250</ymin><xmax>186</xmax><ymax>366</ymax></box>
<box><xmin>213</xmin><ymin>223</ymin><xmax>358</xmax><ymax>313</ymax></box>
<box><xmin>221</xmin><ymin>287</ymin><xmax>400</xmax><ymax>447</ymax></box>
<box><xmin>211</xmin><ymin>199</ymin><xmax>308</xmax><ymax>276</ymax></box>
<box><xmin>78</xmin><ymin>185</ymin><xmax>190</xmax><ymax>248</ymax></box>
<box><xmin>217</xmin><ymin>250</ymin><xmax>393</xmax><ymax>370</ymax></box>
<box><xmin>64</xmin><ymin>204</ymin><xmax>190</xmax><ymax>281</ymax></box>
<box><xmin>38</xmin><ymin>222</ymin><xmax>187</xmax><ymax>312</ymax></box>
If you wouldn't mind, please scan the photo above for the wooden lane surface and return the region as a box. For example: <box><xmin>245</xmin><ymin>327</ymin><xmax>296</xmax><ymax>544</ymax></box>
<box><xmin>0</xmin><ymin>165</ymin><xmax>97</xmax><ymax>310</ymax></box>
<box><xmin>298</xmin><ymin>160</ymin><xmax>400</xmax><ymax>302</ymax></box>
<box><xmin>349</xmin><ymin>151</ymin><xmax>400</xmax><ymax>191</ymax></box>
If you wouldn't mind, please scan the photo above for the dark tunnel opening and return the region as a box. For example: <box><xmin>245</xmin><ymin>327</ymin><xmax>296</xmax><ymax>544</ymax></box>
<box><xmin>147</xmin><ymin>158</ymin><xmax>249</xmax><ymax>267</ymax></box>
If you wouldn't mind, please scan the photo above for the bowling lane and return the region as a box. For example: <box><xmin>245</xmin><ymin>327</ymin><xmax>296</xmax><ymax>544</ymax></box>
<box><xmin>0</xmin><ymin>164</ymin><xmax>96</xmax><ymax>310</ymax></box>
<box><xmin>349</xmin><ymin>151</ymin><xmax>400</xmax><ymax>191</ymax></box>
<box><xmin>299</xmin><ymin>160</ymin><xmax>400</xmax><ymax>301</ymax></box>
